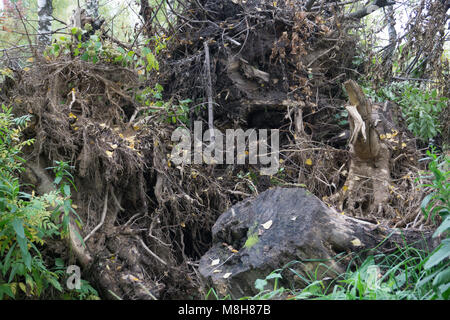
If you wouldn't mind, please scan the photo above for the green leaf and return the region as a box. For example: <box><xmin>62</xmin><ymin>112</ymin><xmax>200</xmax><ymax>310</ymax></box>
<box><xmin>254</xmin><ymin>279</ymin><xmax>268</xmax><ymax>291</ymax></box>
<box><xmin>424</xmin><ymin>239</ymin><xmax>450</xmax><ymax>269</ymax></box>
<box><xmin>146</xmin><ymin>52</ymin><xmax>159</xmax><ymax>71</ymax></box>
<box><xmin>432</xmin><ymin>267</ymin><xmax>450</xmax><ymax>288</ymax></box>
<box><xmin>55</xmin><ymin>258</ymin><xmax>64</xmax><ymax>268</ymax></box>
<box><xmin>12</xmin><ymin>218</ymin><xmax>25</xmax><ymax>239</ymax></box>
<box><xmin>54</xmin><ymin>176</ymin><xmax>62</xmax><ymax>185</ymax></box>
<box><xmin>81</xmin><ymin>52</ymin><xmax>89</xmax><ymax>62</ymax></box>
<box><xmin>440</xmin><ymin>283</ymin><xmax>450</xmax><ymax>299</ymax></box>
<box><xmin>433</xmin><ymin>216</ymin><xmax>450</xmax><ymax>238</ymax></box>
<box><xmin>421</xmin><ymin>193</ymin><xmax>435</xmax><ymax>216</ymax></box>
<box><xmin>63</xmin><ymin>184</ymin><xmax>71</xmax><ymax>197</ymax></box>
<box><xmin>0</xmin><ymin>283</ymin><xmax>14</xmax><ymax>299</ymax></box>
<box><xmin>266</xmin><ymin>272</ymin><xmax>282</xmax><ymax>280</ymax></box>
<box><xmin>47</xmin><ymin>277</ymin><xmax>62</xmax><ymax>292</ymax></box>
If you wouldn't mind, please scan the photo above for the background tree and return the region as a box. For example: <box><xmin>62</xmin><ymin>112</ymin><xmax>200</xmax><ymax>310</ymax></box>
<box><xmin>86</xmin><ymin>0</ymin><xmax>99</xmax><ymax>19</ymax></box>
<box><xmin>37</xmin><ymin>0</ymin><xmax>53</xmax><ymax>47</ymax></box>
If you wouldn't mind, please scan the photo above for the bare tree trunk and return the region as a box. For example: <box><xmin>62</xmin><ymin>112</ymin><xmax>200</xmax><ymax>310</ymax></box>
<box><xmin>345</xmin><ymin>0</ymin><xmax>395</xmax><ymax>20</ymax></box>
<box><xmin>166</xmin><ymin>0</ymin><xmax>176</xmax><ymax>22</ymax></box>
<box><xmin>382</xmin><ymin>5</ymin><xmax>397</xmax><ymax>79</ymax></box>
<box><xmin>86</xmin><ymin>0</ymin><xmax>99</xmax><ymax>19</ymax></box>
<box><xmin>37</xmin><ymin>0</ymin><xmax>53</xmax><ymax>47</ymax></box>
<box><xmin>331</xmin><ymin>80</ymin><xmax>392</xmax><ymax>218</ymax></box>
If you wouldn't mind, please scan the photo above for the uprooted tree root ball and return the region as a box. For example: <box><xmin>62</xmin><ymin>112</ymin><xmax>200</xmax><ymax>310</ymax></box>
<box><xmin>7</xmin><ymin>56</ymin><xmax>239</xmax><ymax>299</ymax></box>
<box><xmin>1</xmin><ymin>0</ymin><xmax>443</xmax><ymax>299</ymax></box>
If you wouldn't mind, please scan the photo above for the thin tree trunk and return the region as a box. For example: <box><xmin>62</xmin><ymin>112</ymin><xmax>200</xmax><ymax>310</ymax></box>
<box><xmin>345</xmin><ymin>0</ymin><xmax>395</xmax><ymax>20</ymax></box>
<box><xmin>37</xmin><ymin>0</ymin><xmax>53</xmax><ymax>47</ymax></box>
<box><xmin>383</xmin><ymin>5</ymin><xmax>397</xmax><ymax>79</ymax></box>
<box><xmin>86</xmin><ymin>0</ymin><xmax>99</xmax><ymax>19</ymax></box>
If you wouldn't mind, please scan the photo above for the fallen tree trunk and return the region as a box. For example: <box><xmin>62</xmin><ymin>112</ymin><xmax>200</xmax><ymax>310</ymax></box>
<box><xmin>199</xmin><ymin>187</ymin><xmax>438</xmax><ymax>298</ymax></box>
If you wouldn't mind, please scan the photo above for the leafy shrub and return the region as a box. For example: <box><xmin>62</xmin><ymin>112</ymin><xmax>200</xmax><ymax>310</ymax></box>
<box><xmin>0</xmin><ymin>105</ymin><xmax>62</xmax><ymax>298</ymax></box>
<box><xmin>0</xmin><ymin>105</ymin><xmax>96</xmax><ymax>299</ymax></box>
<box><xmin>416</xmin><ymin>149</ymin><xmax>450</xmax><ymax>299</ymax></box>
<box><xmin>361</xmin><ymin>82</ymin><xmax>448</xmax><ymax>142</ymax></box>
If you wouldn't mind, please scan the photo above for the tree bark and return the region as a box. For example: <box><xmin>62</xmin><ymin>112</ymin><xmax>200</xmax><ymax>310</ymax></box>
<box><xmin>86</xmin><ymin>0</ymin><xmax>99</xmax><ymax>20</ymax></box>
<box><xmin>37</xmin><ymin>0</ymin><xmax>53</xmax><ymax>47</ymax></box>
<box><xmin>345</xmin><ymin>0</ymin><xmax>396</xmax><ymax>20</ymax></box>
<box><xmin>331</xmin><ymin>80</ymin><xmax>392</xmax><ymax>217</ymax></box>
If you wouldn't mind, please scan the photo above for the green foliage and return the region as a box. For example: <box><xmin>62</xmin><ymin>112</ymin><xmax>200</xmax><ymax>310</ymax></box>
<box><xmin>237</xmin><ymin>229</ymin><xmax>448</xmax><ymax>300</ymax></box>
<box><xmin>418</xmin><ymin>149</ymin><xmax>449</xmax><ymax>223</ymax></box>
<box><xmin>249</xmin><ymin>271</ymin><xmax>284</xmax><ymax>300</ymax></box>
<box><xmin>0</xmin><ymin>105</ymin><xmax>95</xmax><ymax>299</ymax></box>
<box><xmin>45</xmin><ymin>32</ymin><xmax>117</xmax><ymax>65</ymax></box>
<box><xmin>244</xmin><ymin>232</ymin><xmax>259</xmax><ymax>249</ymax></box>
<box><xmin>416</xmin><ymin>149</ymin><xmax>450</xmax><ymax>299</ymax></box>
<box><xmin>362</xmin><ymin>82</ymin><xmax>448</xmax><ymax>142</ymax></box>
<box><xmin>0</xmin><ymin>105</ymin><xmax>61</xmax><ymax>299</ymax></box>
<box><xmin>136</xmin><ymin>83</ymin><xmax>192</xmax><ymax>125</ymax></box>
<box><xmin>45</xmin><ymin>160</ymin><xmax>83</xmax><ymax>240</ymax></box>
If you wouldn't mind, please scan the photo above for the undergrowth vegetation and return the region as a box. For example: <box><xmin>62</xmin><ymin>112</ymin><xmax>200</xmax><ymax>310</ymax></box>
<box><xmin>362</xmin><ymin>82</ymin><xmax>448</xmax><ymax>143</ymax></box>
<box><xmin>0</xmin><ymin>105</ymin><xmax>98</xmax><ymax>299</ymax></box>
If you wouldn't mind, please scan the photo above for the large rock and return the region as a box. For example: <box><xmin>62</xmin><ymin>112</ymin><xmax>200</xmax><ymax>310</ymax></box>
<box><xmin>198</xmin><ymin>187</ymin><xmax>436</xmax><ymax>298</ymax></box>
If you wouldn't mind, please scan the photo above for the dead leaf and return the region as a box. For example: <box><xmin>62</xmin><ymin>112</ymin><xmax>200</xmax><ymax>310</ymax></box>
<box><xmin>211</xmin><ymin>259</ymin><xmax>220</xmax><ymax>266</ymax></box>
<box><xmin>261</xmin><ymin>220</ymin><xmax>273</xmax><ymax>230</ymax></box>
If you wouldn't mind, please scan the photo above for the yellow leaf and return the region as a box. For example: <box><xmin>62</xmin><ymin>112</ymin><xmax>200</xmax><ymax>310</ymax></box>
<box><xmin>379</xmin><ymin>134</ymin><xmax>386</xmax><ymax>140</ymax></box>
<box><xmin>305</xmin><ymin>158</ymin><xmax>313</xmax><ymax>166</ymax></box>
<box><xmin>26</xmin><ymin>57</ymin><xmax>35</xmax><ymax>63</ymax></box>
<box><xmin>68</xmin><ymin>112</ymin><xmax>77</xmax><ymax>119</ymax></box>
<box><xmin>137</xmin><ymin>69</ymin><xmax>145</xmax><ymax>75</ymax></box>
<box><xmin>106</xmin><ymin>150</ymin><xmax>114</xmax><ymax>158</ymax></box>
<box><xmin>351</xmin><ymin>238</ymin><xmax>362</xmax><ymax>247</ymax></box>
<box><xmin>180</xmin><ymin>222</ymin><xmax>186</xmax><ymax>228</ymax></box>
<box><xmin>342</xmin><ymin>185</ymin><xmax>348</xmax><ymax>192</ymax></box>
<box><xmin>231</xmin><ymin>249</ymin><xmax>239</xmax><ymax>253</ymax></box>
<box><xmin>23</xmin><ymin>67</ymin><xmax>30</xmax><ymax>72</ymax></box>
<box><xmin>71</xmin><ymin>204</ymin><xmax>78</xmax><ymax>209</ymax></box>
<box><xmin>19</xmin><ymin>282</ymin><xmax>27</xmax><ymax>293</ymax></box>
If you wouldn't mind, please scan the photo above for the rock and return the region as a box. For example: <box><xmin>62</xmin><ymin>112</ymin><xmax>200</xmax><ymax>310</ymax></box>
<box><xmin>198</xmin><ymin>187</ymin><xmax>436</xmax><ymax>298</ymax></box>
